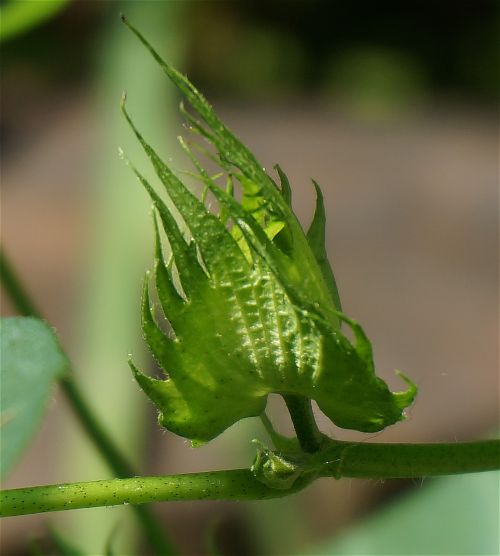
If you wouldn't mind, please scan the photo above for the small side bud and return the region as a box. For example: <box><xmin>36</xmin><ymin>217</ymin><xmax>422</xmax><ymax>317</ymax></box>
<box><xmin>251</xmin><ymin>443</ymin><xmax>304</xmax><ymax>490</ymax></box>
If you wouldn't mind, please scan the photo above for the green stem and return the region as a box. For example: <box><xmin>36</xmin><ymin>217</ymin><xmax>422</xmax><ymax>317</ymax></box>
<box><xmin>2</xmin><ymin>439</ymin><xmax>498</xmax><ymax>517</ymax></box>
<box><xmin>318</xmin><ymin>438</ymin><xmax>500</xmax><ymax>479</ymax></box>
<box><xmin>0</xmin><ymin>248</ymin><xmax>175</xmax><ymax>555</ymax></box>
<box><xmin>0</xmin><ymin>249</ymin><xmax>40</xmax><ymax>317</ymax></box>
<box><xmin>59</xmin><ymin>377</ymin><xmax>173</xmax><ymax>554</ymax></box>
<box><xmin>1</xmin><ymin>470</ymin><xmax>304</xmax><ymax>517</ymax></box>
<box><xmin>59</xmin><ymin>377</ymin><xmax>135</xmax><ymax>479</ymax></box>
<box><xmin>283</xmin><ymin>394</ymin><xmax>322</xmax><ymax>453</ymax></box>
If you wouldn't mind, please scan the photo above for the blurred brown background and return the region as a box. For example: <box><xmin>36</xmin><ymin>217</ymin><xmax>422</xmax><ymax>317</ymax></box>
<box><xmin>1</xmin><ymin>1</ymin><xmax>498</xmax><ymax>554</ymax></box>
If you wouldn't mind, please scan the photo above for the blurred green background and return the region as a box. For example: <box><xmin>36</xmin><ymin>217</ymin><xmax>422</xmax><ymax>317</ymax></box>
<box><xmin>1</xmin><ymin>1</ymin><xmax>498</xmax><ymax>554</ymax></box>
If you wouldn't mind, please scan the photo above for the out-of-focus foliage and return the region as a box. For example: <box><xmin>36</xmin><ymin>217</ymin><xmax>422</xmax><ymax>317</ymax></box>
<box><xmin>0</xmin><ymin>317</ymin><xmax>68</xmax><ymax>479</ymax></box>
<box><xmin>314</xmin><ymin>470</ymin><xmax>499</xmax><ymax>555</ymax></box>
<box><xmin>30</xmin><ymin>525</ymin><xmax>118</xmax><ymax>556</ymax></box>
<box><xmin>324</xmin><ymin>47</ymin><xmax>427</xmax><ymax>119</ymax></box>
<box><xmin>1</xmin><ymin>1</ymin><xmax>496</xmax><ymax>123</ymax></box>
<box><xmin>186</xmin><ymin>0</ymin><xmax>498</xmax><ymax>103</ymax></box>
<box><xmin>0</xmin><ymin>0</ymin><xmax>70</xmax><ymax>43</ymax></box>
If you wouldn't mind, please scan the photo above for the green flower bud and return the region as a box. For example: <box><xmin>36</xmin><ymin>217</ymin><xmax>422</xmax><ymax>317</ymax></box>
<box><xmin>123</xmin><ymin>20</ymin><xmax>416</xmax><ymax>446</ymax></box>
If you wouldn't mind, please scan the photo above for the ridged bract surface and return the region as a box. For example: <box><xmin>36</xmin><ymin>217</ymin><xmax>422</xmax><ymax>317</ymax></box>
<box><xmin>123</xmin><ymin>22</ymin><xmax>416</xmax><ymax>444</ymax></box>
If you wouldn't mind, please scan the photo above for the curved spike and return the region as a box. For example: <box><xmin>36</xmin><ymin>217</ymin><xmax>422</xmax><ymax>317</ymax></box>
<box><xmin>275</xmin><ymin>164</ymin><xmax>292</xmax><ymax>207</ymax></box>
<box><xmin>179</xmin><ymin>102</ymin><xmax>215</xmax><ymax>143</ymax></box>
<box><xmin>141</xmin><ymin>276</ymin><xmax>177</xmax><ymax>375</ymax></box>
<box><xmin>307</xmin><ymin>180</ymin><xmax>342</xmax><ymax>312</ymax></box>
<box><xmin>122</xmin><ymin>103</ymin><xmax>247</xmax><ymax>279</ymax></box>
<box><xmin>393</xmin><ymin>371</ymin><xmax>418</xmax><ymax>410</ymax></box>
<box><xmin>152</xmin><ymin>213</ymin><xmax>186</xmax><ymax>319</ymax></box>
<box><xmin>122</xmin><ymin>18</ymin><xmax>285</xmax><ymax>210</ymax></box>
<box><xmin>129</xmin><ymin>358</ymin><xmax>185</xmax><ymax>422</ymax></box>
<box><xmin>121</xmin><ymin>148</ymin><xmax>205</xmax><ymax>297</ymax></box>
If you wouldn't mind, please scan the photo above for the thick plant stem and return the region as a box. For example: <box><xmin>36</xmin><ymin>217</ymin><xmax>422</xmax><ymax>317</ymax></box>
<box><xmin>283</xmin><ymin>394</ymin><xmax>322</xmax><ymax>453</ymax></box>
<box><xmin>320</xmin><ymin>438</ymin><xmax>500</xmax><ymax>479</ymax></box>
<box><xmin>2</xmin><ymin>439</ymin><xmax>499</xmax><ymax>517</ymax></box>
<box><xmin>1</xmin><ymin>470</ymin><xmax>300</xmax><ymax>517</ymax></box>
<box><xmin>0</xmin><ymin>248</ymin><xmax>175</xmax><ymax>555</ymax></box>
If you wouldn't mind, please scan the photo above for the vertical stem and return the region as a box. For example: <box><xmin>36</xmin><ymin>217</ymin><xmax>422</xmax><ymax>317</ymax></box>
<box><xmin>0</xmin><ymin>249</ymin><xmax>40</xmax><ymax>317</ymax></box>
<box><xmin>59</xmin><ymin>377</ymin><xmax>136</xmax><ymax>478</ymax></box>
<box><xmin>0</xmin><ymin>248</ymin><xmax>175</xmax><ymax>555</ymax></box>
<box><xmin>61</xmin><ymin>375</ymin><xmax>175</xmax><ymax>555</ymax></box>
<box><xmin>66</xmin><ymin>3</ymin><xmax>186</xmax><ymax>551</ymax></box>
<box><xmin>283</xmin><ymin>394</ymin><xmax>322</xmax><ymax>453</ymax></box>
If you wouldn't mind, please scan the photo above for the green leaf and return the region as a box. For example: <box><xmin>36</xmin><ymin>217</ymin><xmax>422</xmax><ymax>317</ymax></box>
<box><xmin>28</xmin><ymin>526</ymin><xmax>94</xmax><ymax>555</ymax></box>
<box><xmin>50</xmin><ymin>527</ymin><xmax>86</xmax><ymax>556</ymax></box>
<box><xmin>0</xmin><ymin>0</ymin><xmax>70</xmax><ymax>43</ymax></box>
<box><xmin>123</xmin><ymin>19</ymin><xmax>417</xmax><ymax>445</ymax></box>
<box><xmin>314</xmin><ymin>471</ymin><xmax>500</xmax><ymax>555</ymax></box>
<box><xmin>0</xmin><ymin>317</ymin><xmax>68</xmax><ymax>479</ymax></box>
